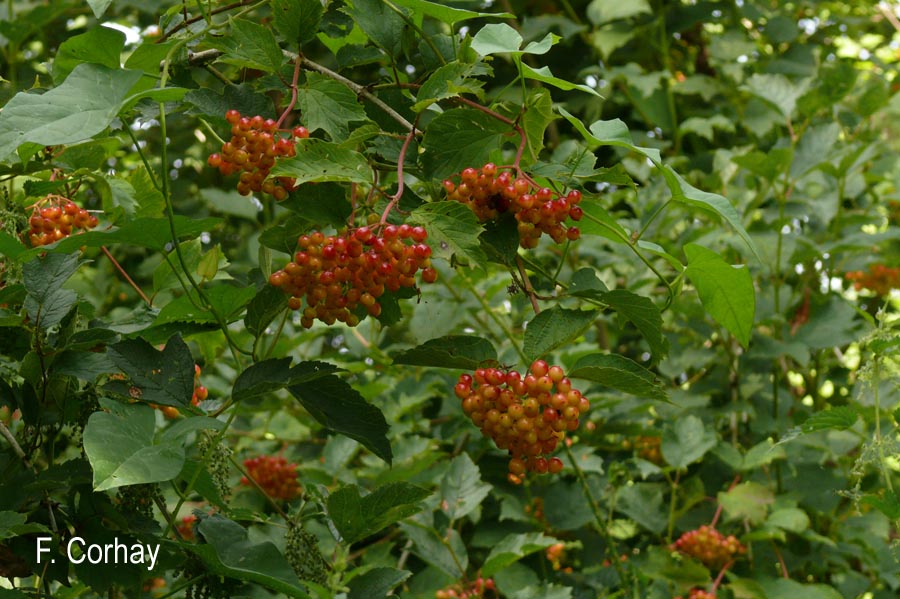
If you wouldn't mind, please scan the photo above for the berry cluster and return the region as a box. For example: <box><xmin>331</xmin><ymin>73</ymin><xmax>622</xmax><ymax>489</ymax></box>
<box><xmin>435</xmin><ymin>576</ymin><xmax>496</xmax><ymax>599</ymax></box>
<box><xmin>207</xmin><ymin>110</ymin><xmax>309</xmax><ymax>201</ymax></box>
<box><xmin>623</xmin><ymin>434</ymin><xmax>663</xmax><ymax>465</ymax></box>
<box><xmin>177</xmin><ymin>515</ymin><xmax>197</xmax><ymax>541</ymax></box>
<box><xmin>671</xmin><ymin>525</ymin><xmax>745</xmax><ymax>568</ymax></box>
<box><xmin>442</xmin><ymin>163</ymin><xmax>582</xmax><ymax>248</ymax></box>
<box><xmin>845</xmin><ymin>264</ymin><xmax>900</xmax><ymax>296</ymax></box>
<box><xmin>675</xmin><ymin>590</ymin><xmax>716</xmax><ymax>599</ymax></box>
<box><xmin>269</xmin><ymin>226</ymin><xmax>437</xmax><ymax>328</ymax></box>
<box><xmin>454</xmin><ymin>360</ymin><xmax>589</xmax><ymax>483</ymax></box>
<box><xmin>546</xmin><ymin>543</ymin><xmax>572</xmax><ymax>573</ymax></box>
<box><xmin>240</xmin><ymin>455</ymin><xmax>301</xmax><ymax>501</ymax></box>
<box><xmin>27</xmin><ymin>195</ymin><xmax>98</xmax><ymax>247</ymax></box>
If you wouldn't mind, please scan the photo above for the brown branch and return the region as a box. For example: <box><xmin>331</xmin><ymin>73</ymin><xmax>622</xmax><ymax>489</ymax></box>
<box><xmin>380</xmin><ymin>124</ymin><xmax>417</xmax><ymax>224</ymax></box>
<box><xmin>516</xmin><ymin>256</ymin><xmax>541</xmax><ymax>314</ymax></box>
<box><xmin>157</xmin><ymin>0</ymin><xmax>257</xmax><ymax>43</ymax></box>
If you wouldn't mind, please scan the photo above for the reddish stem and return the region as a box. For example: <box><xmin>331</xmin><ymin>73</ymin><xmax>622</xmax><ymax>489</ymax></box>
<box><xmin>379</xmin><ymin>125</ymin><xmax>417</xmax><ymax>225</ymax></box>
<box><xmin>772</xmin><ymin>542</ymin><xmax>790</xmax><ymax>579</ymax></box>
<box><xmin>709</xmin><ymin>475</ymin><xmax>741</xmax><ymax>528</ymax></box>
<box><xmin>711</xmin><ymin>560</ymin><xmax>733</xmax><ymax>591</ymax></box>
<box><xmin>276</xmin><ymin>55</ymin><xmax>303</xmax><ymax>128</ymax></box>
<box><xmin>101</xmin><ymin>246</ymin><xmax>152</xmax><ymax>306</ymax></box>
<box><xmin>454</xmin><ymin>97</ymin><xmax>529</xmax><ymax>174</ymax></box>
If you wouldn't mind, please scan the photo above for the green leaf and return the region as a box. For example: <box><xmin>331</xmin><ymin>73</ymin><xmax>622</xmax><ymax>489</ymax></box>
<box><xmin>861</xmin><ymin>491</ymin><xmax>900</xmax><ymax>520</ymax></box>
<box><xmin>524</xmin><ymin>306</ymin><xmax>597</xmax><ymax>361</ymax></box>
<box><xmin>568</xmin><ymin>268</ymin><xmax>609</xmax><ymax>299</ymax></box>
<box><xmin>408</xmin><ymin>201</ymin><xmax>487</xmax><ymax>266</ymax></box>
<box><xmin>577</xmin><ymin>199</ymin><xmax>629</xmax><ymax>243</ymax></box>
<box><xmin>392</xmin><ymin>335</ymin><xmax>497</xmax><ymax>370</ymax></box>
<box><xmin>617</xmin><ymin>482</ymin><xmax>668</xmax><ymax>533</ymax></box>
<box><xmin>233</xmin><ymin>358</ymin><xmax>340</xmax><ymax>402</ymax></box>
<box><xmin>390</xmin><ymin>0</ymin><xmax>513</xmax><ymax>25</ymax></box>
<box><xmin>87</xmin><ymin>0</ymin><xmax>114</xmax><ymax>18</ymax></box>
<box><xmin>509</xmin><ymin>585</ymin><xmax>573</xmax><ymax>599</ymax></box>
<box><xmin>0</xmin><ymin>232</ymin><xmax>26</xmax><ymax>259</ymax></box>
<box><xmin>482</xmin><ymin>532</ymin><xmax>557</xmax><ymax>577</ymax></box>
<box><xmin>480</xmin><ymin>216</ymin><xmax>520</xmax><ymax>266</ymax></box>
<box><xmin>194</xmin><ymin>515</ymin><xmax>308</xmax><ymax>596</ymax></box>
<box><xmin>520</xmin><ymin>63</ymin><xmax>600</xmax><ymax>96</ymax></box>
<box><xmin>684</xmin><ymin>244</ymin><xmax>754</xmax><ymax>347</ymax></box>
<box><xmin>245</xmin><ymin>285</ymin><xmax>288</xmax><ymax>338</ymax></box>
<box><xmin>289</xmin><ymin>375</ymin><xmax>392</xmax><ymax>463</ymax></box>
<box><xmin>602</xmin><ymin>289</ymin><xmax>668</xmax><ymax>361</ymax></box>
<box><xmin>586</xmin><ymin>0</ymin><xmax>652</xmax><ymax>24</ymax></box>
<box><xmin>414</xmin><ymin>61</ymin><xmax>487</xmax><ymax>111</ymax></box>
<box><xmin>349</xmin><ymin>0</ymin><xmax>407</xmax><ymax>57</ymax></box>
<box><xmin>271</xmin><ymin>139</ymin><xmax>372</xmax><ymax>184</ymax></box>
<box><xmin>327</xmin><ymin>483</ymin><xmax>431</xmax><ymax>544</ymax></box>
<box><xmin>661</xmin><ymin>415</ymin><xmax>717</xmax><ymax>469</ymax></box>
<box><xmin>718</xmin><ymin>481</ymin><xmax>774</xmax><ymax>524</ymax></box>
<box><xmin>569</xmin><ymin>353</ymin><xmax>667</xmax><ymax>401</ymax></box>
<box><xmin>440</xmin><ymin>453</ymin><xmax>492</xmax><ymax>520</ymax></box>
<box><xmin>270</xmin><ymin>0</ymin><xmax>324</xmax><ymax>44</ymax></box>
<box><xmin>767</xmin><ymin>508</ymin><xmax>810</xmax><ymax>533</ymax></box>
<box><xmin>346</xmin><ymin>567</ymin><xmax>411</xmax><ymax>599</ymax></box>
<box><xmin>0</xmin><ymin>64</ymin><xmax>142</xmax><ymax>162</ymax></box>
<box><xmin>744</xmin><ymin>73</ymin><xmax>809</xmax><ymax>119</ymax></box>
<box><xmin>520</xmin><ymin>88</ymin><xmax>555</xmax><ymax>164</ymax></box>
<box><xmin>757</xmin><ymin>578</ymin><xmax>843</xmax><ymax>599</ymax></box>
<box><xmin>399</xmin><ymin>520</ymin><xmax>467</xmax><ymax>577</ymax></box>
<box><xmin>83</xmin><ymin>402</ymin><xmax>184</xmax><ymax>491</ymax></box>
<box><xmin>800</xmin><ymin>406</ymin><xmax>858</xmax><ymax>433</ymax></box>
<box><xmin>23</xmin><ymin>253</ymin><xmax>81</xmax><ymax>330</ymax></box>
<box><xmin>0</xmin><ymin>511</ymin><xmax>50</xmax><ymax>541</ymax></box>
<box><xmin>471</xmin><ymin>23</ymin><xmax>524</xmax><ymax>55</ymax></box>
<box><xmin>52</xmin><ymin>26</ymin><xmax>125</xmax><ymax>83</ymax></box>
<box><xmin>105</xmin><ymin>336</ymin><xmax>195</xmax><ymax>409</ymax></box>
<box><xmin>558</xmin><ymin>107</ymin><xmax>759</xmax><ymax>259</ymax></box>
<box><xmin>421</xmin><ymin>109</ymin><xmax>511</xmax><ymax>180</ymax></box>
<box><xmin>154</xmin><ymin>285</ymin><xmax>255</xmax><ymax>325</ymax></box>
<box><xmin>296</xmin><ymin>72</ymin><xmax>369</xmax><ymax>141</ymax></box>
<box><xmin>208</xmin><ymin>18</ymin><xmax>284</xmax><ymax>73</ymax></box>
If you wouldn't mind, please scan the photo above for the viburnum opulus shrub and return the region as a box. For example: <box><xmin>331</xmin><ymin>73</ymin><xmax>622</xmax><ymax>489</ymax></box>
<box><xmin>2</xmin><ymin>1</ymin><xmax>900</xmax><ymax>599</ymax></box>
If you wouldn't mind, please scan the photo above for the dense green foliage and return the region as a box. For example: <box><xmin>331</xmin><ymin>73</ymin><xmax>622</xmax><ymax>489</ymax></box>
<box><xmin>1</xmin><ymin>1</ymin><xmax>900</xmax><ymax>598</ymax></box>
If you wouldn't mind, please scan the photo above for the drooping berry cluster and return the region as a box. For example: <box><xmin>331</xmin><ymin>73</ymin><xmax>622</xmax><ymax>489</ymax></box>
<box><xmin>435</xmin><ymin>576</ymin><xmax>496</xmax><ymax>599</ymax></box>
<box><xmin>207</xmin><ymin>110</ymin><xmax>309</xmax><ymax>201</ymax></box>
<box><xmin>845</xmin><ymin>264</ymin><xmax>900</xmax><ymax>297</ymax></box>
<box><xmin>27</xmin><ymin>195</ymin><xmax>98</xmax><ymax>247</ymax></box>
<box><xmin>240</xmin><ymin>455</ymin><xmax>301</xmax><ymax>501</ymax></box>
<box><xmin>675</xmin><ymin>590</ymin><xmax>716</xmax><ymax>599</ymax></box>
<box><xmin>671</xmin><ymin>525</ymin><xmax>745</xmax><ymax>568</ymax></box>
<box><xmin>442</xmin><ymin>163</ymin><xmax>582</xmax><ymax>248</ymax></box>
<box><xmin>269</xmin><ymin>226</ymin><xmax>437</xmax><ymax>328</ymax></box>
<box><xmin>454</xmin><ymin>360</ymin><xmax>589</xmax><ymax>483</ymax></box>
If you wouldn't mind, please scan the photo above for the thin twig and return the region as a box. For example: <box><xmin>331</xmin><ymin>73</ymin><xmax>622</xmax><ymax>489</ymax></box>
<box><xmin>0</xmin><ymin>420</ymin><xmax>30</xmax><ymax>467</ymax></box>
<box><xmin>101</xmin><ymin>246</ymin><xmax>152</xmax><ymax>306</ymax></box>
<box><xmin>157</xmin><ymin>0</ymin><xmax>257</xmax><ymax>42</ymax></box>
<box><xmin>516</xmin><ymin>256</ymin><xmax>541</xmax><ymax>314</ymax></box>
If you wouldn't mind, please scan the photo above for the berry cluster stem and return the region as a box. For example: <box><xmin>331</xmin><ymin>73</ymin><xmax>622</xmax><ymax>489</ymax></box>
<box><xmin>380</xmin><ymin>124</ymin><xmax>417</xmax><ymax>224</ymax></box>
<box><xmin>276</xmin><ymin>54</ymin><xmax>303</xmax><ymax>129</ymax></box>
